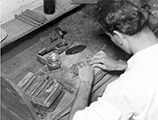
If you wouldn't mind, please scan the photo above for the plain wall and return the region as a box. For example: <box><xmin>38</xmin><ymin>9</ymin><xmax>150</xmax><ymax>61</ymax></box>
<box><xmin>1</xmin><ymin>0</ymin><xmax>43</xmax><ymax>24</ymax></box>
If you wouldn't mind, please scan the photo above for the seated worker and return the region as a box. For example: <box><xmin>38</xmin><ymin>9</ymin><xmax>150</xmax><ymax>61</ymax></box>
<box><xmin>69</xmin><ymin>0</ymin><xmax>158</xmax><ymax>120</ymax></box>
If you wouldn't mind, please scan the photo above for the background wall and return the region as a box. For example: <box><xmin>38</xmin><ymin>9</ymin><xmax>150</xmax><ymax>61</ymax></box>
<box><xmin>0</xmin><ymin>0</ymin><xmax>43</xmax><ymax>24</ymax></box>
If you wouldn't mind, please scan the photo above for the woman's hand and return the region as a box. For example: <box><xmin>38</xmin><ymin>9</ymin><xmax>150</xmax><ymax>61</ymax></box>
<box><xmin>152</xmin><ymin>10</ymin><xmax>158</xmax><ymax>21</ymax></box>
<box><xmin>90</xmin><ymin>51</ymin><xmax>127</xmax><ymax>71</ymax></box>
<box><xmin>77</xmin><ymin>61</ymin><xmax>94</xmax><ymax>86</ymax></box>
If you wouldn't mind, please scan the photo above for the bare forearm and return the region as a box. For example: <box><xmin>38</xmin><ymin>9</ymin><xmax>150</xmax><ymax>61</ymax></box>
<box><xmin>69</xmin><ymin>81</ymin><xmax>92</xmax><ymax>120</ymax></box>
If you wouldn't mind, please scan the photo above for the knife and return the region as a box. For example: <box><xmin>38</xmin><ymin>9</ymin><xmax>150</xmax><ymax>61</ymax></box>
<box><xmin>65</xmin><ymin>45</ymin><xmax>86</xmax><ymax>55</ymax></box>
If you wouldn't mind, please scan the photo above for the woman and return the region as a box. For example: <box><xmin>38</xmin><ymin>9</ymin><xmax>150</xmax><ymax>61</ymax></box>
<box><xmin>69</xmin><ymin>0</ymin><xmax>158</xmax><ymax>120</ymax></box>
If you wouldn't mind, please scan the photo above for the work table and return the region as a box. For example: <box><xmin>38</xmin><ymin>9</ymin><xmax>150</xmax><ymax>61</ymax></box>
<box><xmin>1</xmin><ymin>5</ymin><xmax>122</xmax><ymax>119</ymax></box>
<box><xmin>1</xmin><ymin>2</ymin><xmax>158</xmax><ymax>120</ymax></box>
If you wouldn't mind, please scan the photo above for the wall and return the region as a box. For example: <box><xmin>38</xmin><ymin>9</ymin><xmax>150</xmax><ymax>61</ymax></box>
<box><xmin>1</xmin><ymin>0</ymin><xmax>43</xmax><ymax>24</ymax></box>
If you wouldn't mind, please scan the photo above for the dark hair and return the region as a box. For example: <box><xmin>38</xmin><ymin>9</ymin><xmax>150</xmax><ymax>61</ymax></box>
<box><xmin>96</xmin><ymin>0</ymin><xmax>150</xmax><ymax>36</ymax></box>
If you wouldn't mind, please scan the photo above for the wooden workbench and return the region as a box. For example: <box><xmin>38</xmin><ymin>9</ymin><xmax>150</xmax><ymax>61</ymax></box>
<box><xmin>1</xmin><ymin>2</ymin><xmax>158</xmax><ymax>119</ymax></box>
<box><xmin>1</xmin><ymin>39</ymin><xmax>119</xmax><ymax>120</ymax></box>
<box><xmin>1</xmin><ymin>25</ymin><xmax>120</xmax><ymax>119</ymax></box>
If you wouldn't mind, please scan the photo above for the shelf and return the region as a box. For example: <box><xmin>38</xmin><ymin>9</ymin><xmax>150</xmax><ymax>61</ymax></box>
<box><xmin>0</xmin><ymin>0</ymin><xmax>79</xmax><ymax>49</ymax></box>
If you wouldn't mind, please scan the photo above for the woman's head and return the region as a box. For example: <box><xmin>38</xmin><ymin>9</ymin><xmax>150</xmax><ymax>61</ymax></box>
<box><xmin>96</xmin><ymin>0</ymin><xmax>150</xmax><ymax>36</ymax></box>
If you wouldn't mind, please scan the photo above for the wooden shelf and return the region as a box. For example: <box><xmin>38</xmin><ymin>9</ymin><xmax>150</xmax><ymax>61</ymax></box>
<box><xmin>0</xmin><ymin>0</ymin><xmax>79</xmax><ymax>49</ymax></box>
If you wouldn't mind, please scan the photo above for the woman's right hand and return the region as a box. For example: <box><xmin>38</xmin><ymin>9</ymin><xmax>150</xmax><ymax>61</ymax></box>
<box><xmin>152</xmin><ymin>10</ymin><xmax>158</xmax><ymax>21</ymax></box>
<box><xmin>77</xmin><ymin>61</ymin><xmax>94</xmax><ymax>86</ymax></box>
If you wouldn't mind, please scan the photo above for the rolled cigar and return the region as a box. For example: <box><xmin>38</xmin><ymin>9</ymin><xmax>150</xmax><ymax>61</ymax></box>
<box><xmin>26</xmin><ymin>9</ymin><xmax>48</xmax><ymax>21</ymax></box>
<box><xmin>17</xmin><ymin>72</ymin><xmax>34</xmax><ymax>88</ymax></box>
<box><xmin>15</xmin><ymin>14</ymin><xmax>36</xmax><ymax>27</ymax></box>
<box><xmin>43</xmin><ymin>83</ymin><xmax>62</xmax><ymax>104</ymax></box>
<box><xmin>25</xmin><ymin>75</ymin><xmax>45</xmax><ymax>95</ymax></box>
<box><xmin>93</xmin><ymin>69</ymin><xmax>107</xmax><ymax>85</ymax></box>
<box><xmin>24</xmin><ymin>10</ymin><xmax>46</xmax><ymax>23</ymax></box>
<box><xmin>33</xmin><ymin>79</ymin><xmax>50</xmax><ymax>97</ymax></box>
<box><xmin>30</xmin><ymin>76</ymin><xmax>47</xmax><ymax>95</ymax></box>
<box><xmin>25</xmin><ymin>9</ymin><xmax>46</xmax><ymax>22</ymax></box>
<box><xmin>48</xmin><ymin>90</ymin><xmax>65</xmax><ymax>112</ymax></box>
<box><xmin>21</xmin><ymin>75</ymin><xmax>37</xmax><ymax>91</ymax></box>
<box><xmin>20</xmin><ymin>14</ymin><xmax>41</xmax><ymax>26</ymax></box>
<box><xmin>22</xmin><ymin>12</ymin><xmax>45</xmax><ymax>24</ymax></box>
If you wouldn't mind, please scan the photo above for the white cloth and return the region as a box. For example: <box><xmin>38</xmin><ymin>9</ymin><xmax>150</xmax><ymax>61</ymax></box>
<box><xmin>73</xmin><ymin>44</ymin><xmax>158</xmax><ymax>120</ymax></box>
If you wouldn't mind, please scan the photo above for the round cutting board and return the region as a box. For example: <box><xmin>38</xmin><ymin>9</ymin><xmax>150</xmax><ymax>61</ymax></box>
<box><xmin>0</xmin><ymin>28</ymin><xmax>7</xmax><ymax>42</ymax></box>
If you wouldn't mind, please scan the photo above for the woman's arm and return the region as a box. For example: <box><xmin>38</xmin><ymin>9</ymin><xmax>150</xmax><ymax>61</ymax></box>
<box><xmin>69</xmin><ymin>62</ymin><xmax>94</xmax><ymax>120</ymax></box>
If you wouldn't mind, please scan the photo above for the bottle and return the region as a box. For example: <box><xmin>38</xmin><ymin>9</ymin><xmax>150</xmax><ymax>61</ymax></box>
<box><xmin>44</xmin><ymin>0</ymin><xmax>55</xmax><ymax>14</ymax></box>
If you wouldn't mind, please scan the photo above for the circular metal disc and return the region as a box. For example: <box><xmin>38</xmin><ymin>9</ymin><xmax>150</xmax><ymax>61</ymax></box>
<box><xmin>0</xmin><ymin>28</ymin><xmax>8</xmax><ymax>42</ymax></box>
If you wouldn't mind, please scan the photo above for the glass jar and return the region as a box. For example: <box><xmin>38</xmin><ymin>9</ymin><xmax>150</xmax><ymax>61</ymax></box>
<box><xmin>46</xmin><ymin>52</ymin><xmax>61</xmax><ymax>70</ymax></box>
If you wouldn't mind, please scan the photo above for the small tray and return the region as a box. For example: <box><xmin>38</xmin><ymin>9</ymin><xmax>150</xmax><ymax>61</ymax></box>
<box><xmin>17</xmin><ymin>71</ymin><xmax>63</xmax><ymax>108</ymax></box>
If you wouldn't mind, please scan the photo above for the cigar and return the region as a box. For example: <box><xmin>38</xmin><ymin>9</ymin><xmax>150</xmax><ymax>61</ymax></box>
<box><xmin>22</xmin><ymin>12</ymin><xmax>45</xmax><ymax>24</ymax></box>
<box><xmin>30</xmin><ymin>77</ymin><xmax>47</xmax><ymax>95</ymax></box>
<box><xmin>32</xmin><ymin>79</ymin><xmax>50</xmax><ymax>97</ymax></box>
<box><xmin>15</xmin><ymin>14</ymin><xmax>36</xmax><ymax>27</ymax></box>
<box><xmin>48</xmin><ymin>90</ymin><xmax>65</xmax><ymax>112</ymax></box>
<box><xmin>26</xmin><ymin>9</ymin><xmax>48</xmax><ymax>21</ymax></box>
<box><xmin>25</xmin><ymin>75</ymin><xmax>46</xmax><ymax>95</ymax></box>
<box><xmin>17</xmin><ymin>72</ymin><xmax>34</xmax><ymax>88</ymax></box>
<box><xmin>43</xmin><ymin>83</ymin><xmax>62</xmax><ymax>104</ymax></box>
<box><xmin>21</xmin><ymin>75</ymin><xmax>37</xmax><ymax>91</ymax></box>
<box><xmin>93</xmin><ymin>69</ymin><xmax>108</xmax><ymax>86</ymax></box>
<box><xmin>20</xmin><ymin>14</ymin><xmax>41</xmax><ymax>26</ymax></box>
<box><xmin>24</xmin><ymin>10</ymin><xmax>46</xmax><ymax>23</ymax></box>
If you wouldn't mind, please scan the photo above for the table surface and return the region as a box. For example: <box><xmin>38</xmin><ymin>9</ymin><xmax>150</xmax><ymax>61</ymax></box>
<box><xmin>2</xmin><ymin>2</ymin><xmax>158</xmax><ymax>119</ymax></box>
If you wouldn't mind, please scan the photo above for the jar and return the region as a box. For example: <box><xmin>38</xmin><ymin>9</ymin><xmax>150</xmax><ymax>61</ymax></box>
<box><xmin>46</xmin><ymin>52</ymin><xmax>61</xmax><ymax>70</ymax></box>
<box><xmin>44</xmin><ymin>0</ymin><xmax>55</xmax><ymax>14</ymax></box>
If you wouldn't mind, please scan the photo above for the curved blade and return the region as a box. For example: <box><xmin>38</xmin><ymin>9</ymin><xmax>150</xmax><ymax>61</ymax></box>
<box><xmin>66</xmin><ymin>45</ymin><xmax>86</xmax><ymax>55</ymax></box>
